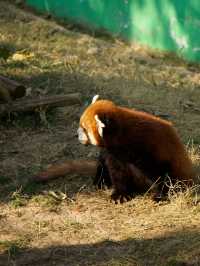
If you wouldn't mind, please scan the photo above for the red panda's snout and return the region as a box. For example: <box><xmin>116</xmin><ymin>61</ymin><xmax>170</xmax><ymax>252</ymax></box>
<box><xmin>77</xmin><ymin>125</ymin><xmax>100</xmax><ymax>146</ymax></box>
<box><xmin>77</xmin><ymin>127</ymin><xmax>89</xmax><ymax>145</ymax></box>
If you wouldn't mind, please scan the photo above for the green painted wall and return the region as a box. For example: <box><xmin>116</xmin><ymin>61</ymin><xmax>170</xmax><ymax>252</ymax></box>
<box><xmin>26</xmin><ymin>0</ymin><xmax>200</xmax><ymax>62</ymax></box>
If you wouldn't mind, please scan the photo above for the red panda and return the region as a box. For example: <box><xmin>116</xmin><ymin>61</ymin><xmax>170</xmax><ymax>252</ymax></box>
<box><xmin>78</xmin><ymin>95</ymin><xmax>195</xmax><ymax>202</ymax></box>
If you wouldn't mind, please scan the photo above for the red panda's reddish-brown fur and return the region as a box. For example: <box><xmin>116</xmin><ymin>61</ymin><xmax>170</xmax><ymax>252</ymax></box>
<box><xmin>79</xmin><ymin>99</ymin><xmax>195</xmax><ymax>202</ymax></box>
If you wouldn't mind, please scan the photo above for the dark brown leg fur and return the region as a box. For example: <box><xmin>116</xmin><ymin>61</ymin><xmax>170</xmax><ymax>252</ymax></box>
<box><xmin>93</xmin><ymin>150</ymin><xmax>112</xmax><ymax>189</ymax></box>
<box><xmin>105</xmin><ymin>153</ymin><xmax>157</xmax><ymax>203</ymax></box>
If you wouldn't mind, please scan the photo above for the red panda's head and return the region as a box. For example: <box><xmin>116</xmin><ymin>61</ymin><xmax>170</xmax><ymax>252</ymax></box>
<box><xmin>77</xmin><ymin>95</ymin><xmax>117</xmax><ymax>147</ymax></box>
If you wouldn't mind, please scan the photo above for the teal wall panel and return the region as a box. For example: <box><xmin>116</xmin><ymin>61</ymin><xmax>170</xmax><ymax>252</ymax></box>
<box><xmin>26</xmin><ymin>0</ymin><xmax>200</xmax><ymax>62</ymax></box>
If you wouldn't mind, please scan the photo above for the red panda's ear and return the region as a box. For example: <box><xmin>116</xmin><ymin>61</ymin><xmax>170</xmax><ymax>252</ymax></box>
<box><xmin>95</xmin><ymin>115</ymin><xmax>105</xmax><ymax>137</ymax></box>
<box><xmin>92</xmin><ymin>95</ymin><xmax>99</xmax><ymax>104</ymax></box>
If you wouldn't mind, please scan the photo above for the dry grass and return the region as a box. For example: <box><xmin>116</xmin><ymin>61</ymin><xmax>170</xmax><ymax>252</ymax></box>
<box><xmin>0</xmin><ymin>1</ymin><xmax>200</xmax><ymax>265</ymax></box>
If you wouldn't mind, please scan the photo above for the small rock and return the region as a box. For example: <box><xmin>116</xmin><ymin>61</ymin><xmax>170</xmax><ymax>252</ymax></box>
<box><xmin>87</xmin><ymin>47</ymin><xmax>99</xmax><ymax>55</ymax></box>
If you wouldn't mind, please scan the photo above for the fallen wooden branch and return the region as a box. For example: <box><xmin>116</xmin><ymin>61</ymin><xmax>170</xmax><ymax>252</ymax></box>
<box><xmin>0</xmin><ymin>75</ymin><xmax>26</xmax><ymax>102</ymax></box>
<box><xmin>0</xmin><ymin>93</ymin><xmax>81</xmax><ymax>115</ymax></box>
<box><xmin>31</xmin><ymin>159</ymin><xmax>98</xmax><ymax>182</ymax></box>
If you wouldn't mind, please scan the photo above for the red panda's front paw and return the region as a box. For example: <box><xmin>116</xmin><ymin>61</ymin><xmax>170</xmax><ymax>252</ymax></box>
<box><xmin>111</xmin><ymin>191</ymin><xmax>132</xmax><ymax>204</ymax></box>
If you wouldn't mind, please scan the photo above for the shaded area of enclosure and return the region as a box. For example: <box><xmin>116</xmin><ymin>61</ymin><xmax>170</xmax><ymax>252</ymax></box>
<box><xmin>0</xmin><ymin>229</ymin><xmax>200</xmax><ymax>266</ymax></box>
<box><xmin>26</xmin><ymin>0</ymin><xmax>200</xmax><ymax>61</ymax></box>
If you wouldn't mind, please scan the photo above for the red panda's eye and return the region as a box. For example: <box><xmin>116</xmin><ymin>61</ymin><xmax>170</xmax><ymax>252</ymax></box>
<box><xmin>82</xmin><ymin>126</ymin><xmax>87</xmax><ymax>133</ymax></box>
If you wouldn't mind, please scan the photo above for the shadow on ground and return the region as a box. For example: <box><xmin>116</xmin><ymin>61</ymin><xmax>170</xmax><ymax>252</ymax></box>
<box><xmin>0</xmin><ymin>229</ymin><xmax>199</xmax><ymax>266</ymax></box>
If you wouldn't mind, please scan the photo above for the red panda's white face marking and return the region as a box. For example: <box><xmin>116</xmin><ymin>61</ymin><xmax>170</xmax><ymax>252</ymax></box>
<box><xmin>77</xmin><ymin>127</ymin><xmax>89</xmax><ymax>145</ymax></box>
<box><xmin>87</xmin><ymin>130</ymin><xmax>98</xmax><ymax>145</ymax></box>
<box><xmin>94</xmin><ymin>115</ymin><xmax>105</xmax><ymax>138</ymax></box>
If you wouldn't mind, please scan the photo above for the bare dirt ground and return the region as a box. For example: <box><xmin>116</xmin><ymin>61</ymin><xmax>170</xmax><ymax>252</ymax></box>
<box><xmin>0</xmin><ymin>2</ymin><xmax>200</xmax><ymax>266</ymax></box>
